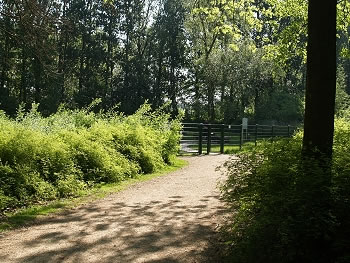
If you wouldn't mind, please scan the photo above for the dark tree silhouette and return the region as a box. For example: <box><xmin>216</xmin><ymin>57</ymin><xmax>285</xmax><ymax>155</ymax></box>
<box><xmin>303</xmin><ymin>1</ymin><xmax>337</xmax><ymax>158</ymax></box>
<box><xmin>300</xmin><ymin>3</ymin><xmax>337</xmax><ymax>261</ymax></box>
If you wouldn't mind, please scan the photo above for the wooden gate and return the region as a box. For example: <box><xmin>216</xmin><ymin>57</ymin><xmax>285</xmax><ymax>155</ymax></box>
<box><xmin>180</xmin><ymin>123</ymin><xmax>297</xmax><ymax>154</ymax></box>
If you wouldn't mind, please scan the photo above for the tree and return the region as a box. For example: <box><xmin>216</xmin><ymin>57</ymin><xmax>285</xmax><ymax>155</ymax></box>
<box><xmin>294</xmin><ymin>3</ymin><xmax>337</xmax><ymax>261</ymax></box>
<box><xmin>150</xmin><ymin>0</ymin><xmax>187</xmax><ymax>116</ymax></box>
<box><xmin>303</xmin><ymin>1</ymin><xmax>337</xmax><ymax>158</ymax></box>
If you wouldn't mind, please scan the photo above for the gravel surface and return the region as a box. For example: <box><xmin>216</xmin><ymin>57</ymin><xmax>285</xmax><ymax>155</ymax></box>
<box><xmin>0</xmin><ymin>154</ymin><xmax>231</xmax><ymax>263</ymax></box>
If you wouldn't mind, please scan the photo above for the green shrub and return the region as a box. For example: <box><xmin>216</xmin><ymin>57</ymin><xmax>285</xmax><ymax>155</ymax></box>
<box><xmin>0</xmin><ymin>102</ymin><xmax>182</xmax><ymax>214</ymax></box>
<box><xmin>31</xmin><ymin>177</ymin><xmax>58</xmax><ymax>201</ymax></box>
<box><xmin>0</xmin><ymin>189</ymin><xmax>15</xmax><ymax>211</ymax></box>
<box><xmin>161</xmin><ymin>119</ymin><xmax>182</xmax><ymax>163</ymax></box>
<box><xmin>331</xmin><ymin>119</ymin><xmax>350</xmax><ymax>263</ymax></box>
<box><xmin>221</xmin><ymin>120</ymin><xmax>350</xmax><ymax>263</ymax></box>
<box><xmin>0</xmin><ymin>164</ymin><xmax>58</xmax><ymax>208</ymax></box>
<box><xmin>112</xmin><ymin>124</ymin><xmax>164</xmax><ymax>173</ymax></box>
<box><xmin>56</xmin><ymin>174</ymin><xmax>86</xmax><ymax>197</ymax></box>
<box><xmin>58</xmin><ymin>129</ymin><xmax>138</xmax><ymax>183</ymax></box>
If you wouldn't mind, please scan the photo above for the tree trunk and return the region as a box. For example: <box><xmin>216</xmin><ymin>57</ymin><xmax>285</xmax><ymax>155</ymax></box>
<box><xmin>155</xmin><ymin>44</ymin><xmax>164</xmax><ymax>108</ymax></box>
<box><xmin>207</xmin><ymin>84</ymin><xmax>215</xmax><ymax>122</ymax></box>
<box><xmin>298</xmin><ymin>3</ymin><xmax>336</xmax><ymax>261</ymax></box>
<box><xmin>106</xmin><ymin>15</ymin><xmax>113</xmax><ymax>99</ymax></box>
<box><xmin>303</xmin><ymin>1</ymin><xmax>336</xmax><ymax>159</ymax></box>
<box><xmin>57</xmin><ymin>0</ymin><xmax>68</xmax><ymax>102</ymax></box>
<box><xmin>79</xmin><ymin>34</ymin><xmax>86</xmax><ymax>94</ymax></box>
<box><xmin>194</xmin><ymin>72</ymin><xmax>201</xmax><ymax>121</ymax></box>
<box><xmin>33</xmin><ymin>55</ymin><xmax>42</xmax><ymax>104</ymax></box>
<box><xmin>169</xmin><ymin>61</ymin><xmax>178</xmax><ymax>118</ymax></box>
<box><xmin>0</xmin><ymin>14</ymin><xmax>11</xmax><ymax>100</ymax></box>
<box><xmin>20</xmin><ymin>48</ymin><xmax>27</xmax><ymax>106</ymax></box>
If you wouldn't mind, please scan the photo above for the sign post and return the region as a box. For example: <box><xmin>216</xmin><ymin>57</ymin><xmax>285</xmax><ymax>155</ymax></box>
<box><xmin>242</xmin><ymin>118</ymin><xmax>248</xmax><ymax>146</ymax></box>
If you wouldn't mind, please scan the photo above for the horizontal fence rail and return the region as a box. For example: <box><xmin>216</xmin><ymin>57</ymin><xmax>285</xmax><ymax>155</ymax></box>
<box><xmin>180</xmin><ymin>123</ymin><xmax>297</xmax><ymax>154</ymax></box>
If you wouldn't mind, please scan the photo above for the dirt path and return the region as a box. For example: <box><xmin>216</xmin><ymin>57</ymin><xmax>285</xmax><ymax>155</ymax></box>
<box><xmin>0</xmin><ymin>155</ymin><xmax>230</xmax><ymax>263</ymax></box>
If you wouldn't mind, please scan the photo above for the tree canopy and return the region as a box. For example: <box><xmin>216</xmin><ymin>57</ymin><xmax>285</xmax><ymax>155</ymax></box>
<box><xmin>0</xmin><ymin>0</ymin><xmax>349</xmax><ymax>125</ymax></box>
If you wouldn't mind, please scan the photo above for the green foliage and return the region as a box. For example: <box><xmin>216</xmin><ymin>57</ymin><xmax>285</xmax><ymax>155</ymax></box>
<box><xmin>331</xmin><ymin>119</ymin><xmax>350</xmax><ymax>262</ymax></box>
<box><xmin>255</xmin><ymin>90</ymin><xmax>304</xmax><ymax>124</ymax></box>
<box><xmin>221</xmin><ymin>120</ymin><xmax>350</xmax><ymax>263</ymax></box>
<box><xmin>1</xmin><ymin>0</ymin><xmax>350</xmax><ymax>124</ymax></box>
<box><xmin>335</xmin><ymin>65</ymin><xmax>350</xmax><ymax>116</ymax></box>
<box><xmin>0</xmin><ymin>103</ymin><xmax>181</xmax><ymax>214</ymax></box>
<box><xmin>0</xmin><ymin>158</ymin><xmax>188</xmax><ymax>231</ymax></box>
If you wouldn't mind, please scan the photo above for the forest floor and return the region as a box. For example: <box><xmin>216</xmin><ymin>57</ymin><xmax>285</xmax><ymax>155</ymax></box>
<box><xmin>0</xmin><ymin>154</ymin><xmax>231</xmax><ymax>263</ymax></box>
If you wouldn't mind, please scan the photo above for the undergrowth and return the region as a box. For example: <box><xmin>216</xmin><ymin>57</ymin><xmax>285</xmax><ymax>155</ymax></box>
<box><xmin>220</xmin><ymin>119</ymin><xmax>350</xmax><ymax>263</ymax></box>
<box><xmin>0</xmin><ymin>158</ymin><xmax>188</xmax><ymax>231</ymax></box>
<box><xmin>0</xmin><ymin>102</ymin><xmax>182</xmax><ymax>214</ymax></box>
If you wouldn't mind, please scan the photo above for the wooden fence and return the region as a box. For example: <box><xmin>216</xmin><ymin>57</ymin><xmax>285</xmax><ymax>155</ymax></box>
<box><xmin>180</xmin><ymin>123</ymin><xmax>297</xmax><ymax>154</ymax></box>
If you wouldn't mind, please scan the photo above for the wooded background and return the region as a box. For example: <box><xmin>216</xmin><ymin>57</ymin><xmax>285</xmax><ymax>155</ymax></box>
<box><xmin>0</xmin><ymin>0</ymin><xmax>349</xmax><ymax>124</ymax></box>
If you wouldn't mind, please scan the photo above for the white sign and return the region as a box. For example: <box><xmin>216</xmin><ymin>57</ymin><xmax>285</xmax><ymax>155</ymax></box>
<box><xmin>242</xmin><ymin>118</ymin><xmax>248</xmax><ymax>129</ymax></box>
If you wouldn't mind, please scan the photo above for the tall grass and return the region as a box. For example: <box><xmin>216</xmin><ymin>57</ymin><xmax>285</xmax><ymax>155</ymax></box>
<box><xmin>0</xmin><ymin>103</ymin><xmax>182</xmax><ymax>213</ymax></box>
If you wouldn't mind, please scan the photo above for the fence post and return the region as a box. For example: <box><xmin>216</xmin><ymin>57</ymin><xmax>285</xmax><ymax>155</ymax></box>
<box><xmin>271</xmin><ymin>125</ymin><xmax>275</xmax><ymax>143</ymax></box>
<box><xmin>255</xmin><ymin>124</ymin><xmax>258</xmax><ymax>146</ymax></box>
<box><xmin>287</xmin><ymin>125</ymin><xmax>291</xmax><ymax>137</ymax></box>
<box><xmin>207</xmin><ymin>125</ymin><xmax>212</xmax><ymax>154</ymax></box>
<box><xmin>198</xmin><ymin>123</ymin><xmax>203</xmax><ymax>155</ymax></box>
<box><xmin>240</xmin><ymin>124</ymin><xmax>243</xmax><ymax>150</ymax></box>
<box><xmin>220</xmin><ymin>124</ymin><xmax>225</xmax><ymax>154</ymax></box>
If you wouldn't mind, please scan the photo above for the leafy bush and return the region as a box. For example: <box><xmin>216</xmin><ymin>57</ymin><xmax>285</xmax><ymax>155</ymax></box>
<box><xmin>56</xmin><ymin>174</ymin><xmax>86</xmax><ymax>198</ymax></box>
<box><xmin>0</xmin><ymin>103</ymin><xmax>182</xmax><ymax>214</ymax></box>
<box><xmin>221</xmin><ymin>120</ymin><xmax>350</xmax><ymax>263</ymax></box>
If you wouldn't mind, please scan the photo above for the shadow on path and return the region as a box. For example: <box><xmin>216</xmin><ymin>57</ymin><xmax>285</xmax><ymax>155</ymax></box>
<box><xmin>0</xmin><ymin>155</ymin><xmax>230</xmax><ymax>263</ymax></box>
<box><xmin>1</xmin><ymin>195</ymin><xmax>226</xmax><ymax>262</ymax></box>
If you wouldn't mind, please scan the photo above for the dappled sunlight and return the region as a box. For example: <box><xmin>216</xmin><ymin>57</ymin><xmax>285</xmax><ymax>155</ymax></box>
<box><xmin>0</xmin><ymin>155</ymin><xmax>230</xmax><ymax>263</ymax></box>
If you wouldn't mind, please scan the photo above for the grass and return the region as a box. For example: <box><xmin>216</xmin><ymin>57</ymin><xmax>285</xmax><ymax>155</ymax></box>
<box><xmin>0</xmin><ymin>158</ymin><xmax>188</xmax><ymax>232</ymax></box>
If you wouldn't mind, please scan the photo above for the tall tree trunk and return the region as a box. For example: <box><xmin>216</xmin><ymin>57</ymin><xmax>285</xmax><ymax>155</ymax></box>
<box><xmin>298</xmin><ymin>3</ymin><xmax>336</xmax><ymax>262</ymax></box>
<box><xmin>33</xmin><ymin>55</ymin><xmax>42</xmax><ymax>104</ymax></box>
<box><xmin>0</xmin><ymin>53</ymin><xmax>9</xmax><ymax>99</ymax></box>
<box><xmin>194</xmin><ymin>75</ymin><xmax>201</xmax><ymax>121</ymax></box>
<box><xmin>303</xmin><ymin>1</ymin><xmax>337</xmax><ymax>158</ymax></box>
<box><xmin>57</xmin><ymin>0</ymin><xmax>68</xmax><ymax>102</ymax></box>
<box><xmin>123</xmin><ymin>0</ymin><xmax>132</xmax><ymax>104</ymax></box>
<box><xmin>106</xmin><ymin>15</ymin><xmax>113</xmax><ymax>99</ymax></box>
<box><xmin>79</xmin><ymin>34</ymin><xmax>86</xmax><ymax>94</ymax></box>
<box><xmin>20</xmin><ymin>47</ymin><xmax>27</xmax><ymax>106</ymax></box>
<box><xmin>0</xmin><ymin>14</ymin><xmax>11</xmax><ymax>99</ymax></box>
<box><xmin>207</xmin><ymin>84</ymin><xmax>215</xmax><ymax>122</ymax></box>
<box><xmin>169</xmin><ymin>62</ymin><xmax>178</xmax><ymax>117</ymax></box>
<box><xmin>155</xmin><ymin>43</ymin><xmax>164</xmax><ymax>108</ymax></box>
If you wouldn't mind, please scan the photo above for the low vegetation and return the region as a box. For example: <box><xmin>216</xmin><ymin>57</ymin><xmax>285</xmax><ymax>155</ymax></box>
<box><xmin>0</xmin><ymin>102</ymin><xmax>182</xmax><ymax>215</ymax></box>
<box><xmin>220</xmin><ymin>118</ymin><xmax>350</xmax><ymax>263</ymax></box>
<box><xmin>0</xmin><ymin>158</ymin><xmax>187</xmax><ymax>231</ymax></box>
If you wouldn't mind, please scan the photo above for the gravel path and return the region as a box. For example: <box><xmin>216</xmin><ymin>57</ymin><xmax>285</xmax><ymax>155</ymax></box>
<box><xmin>0</xmin><ymin>155</ymin><xmax>230</xmax><ymax>263</ymax></box>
